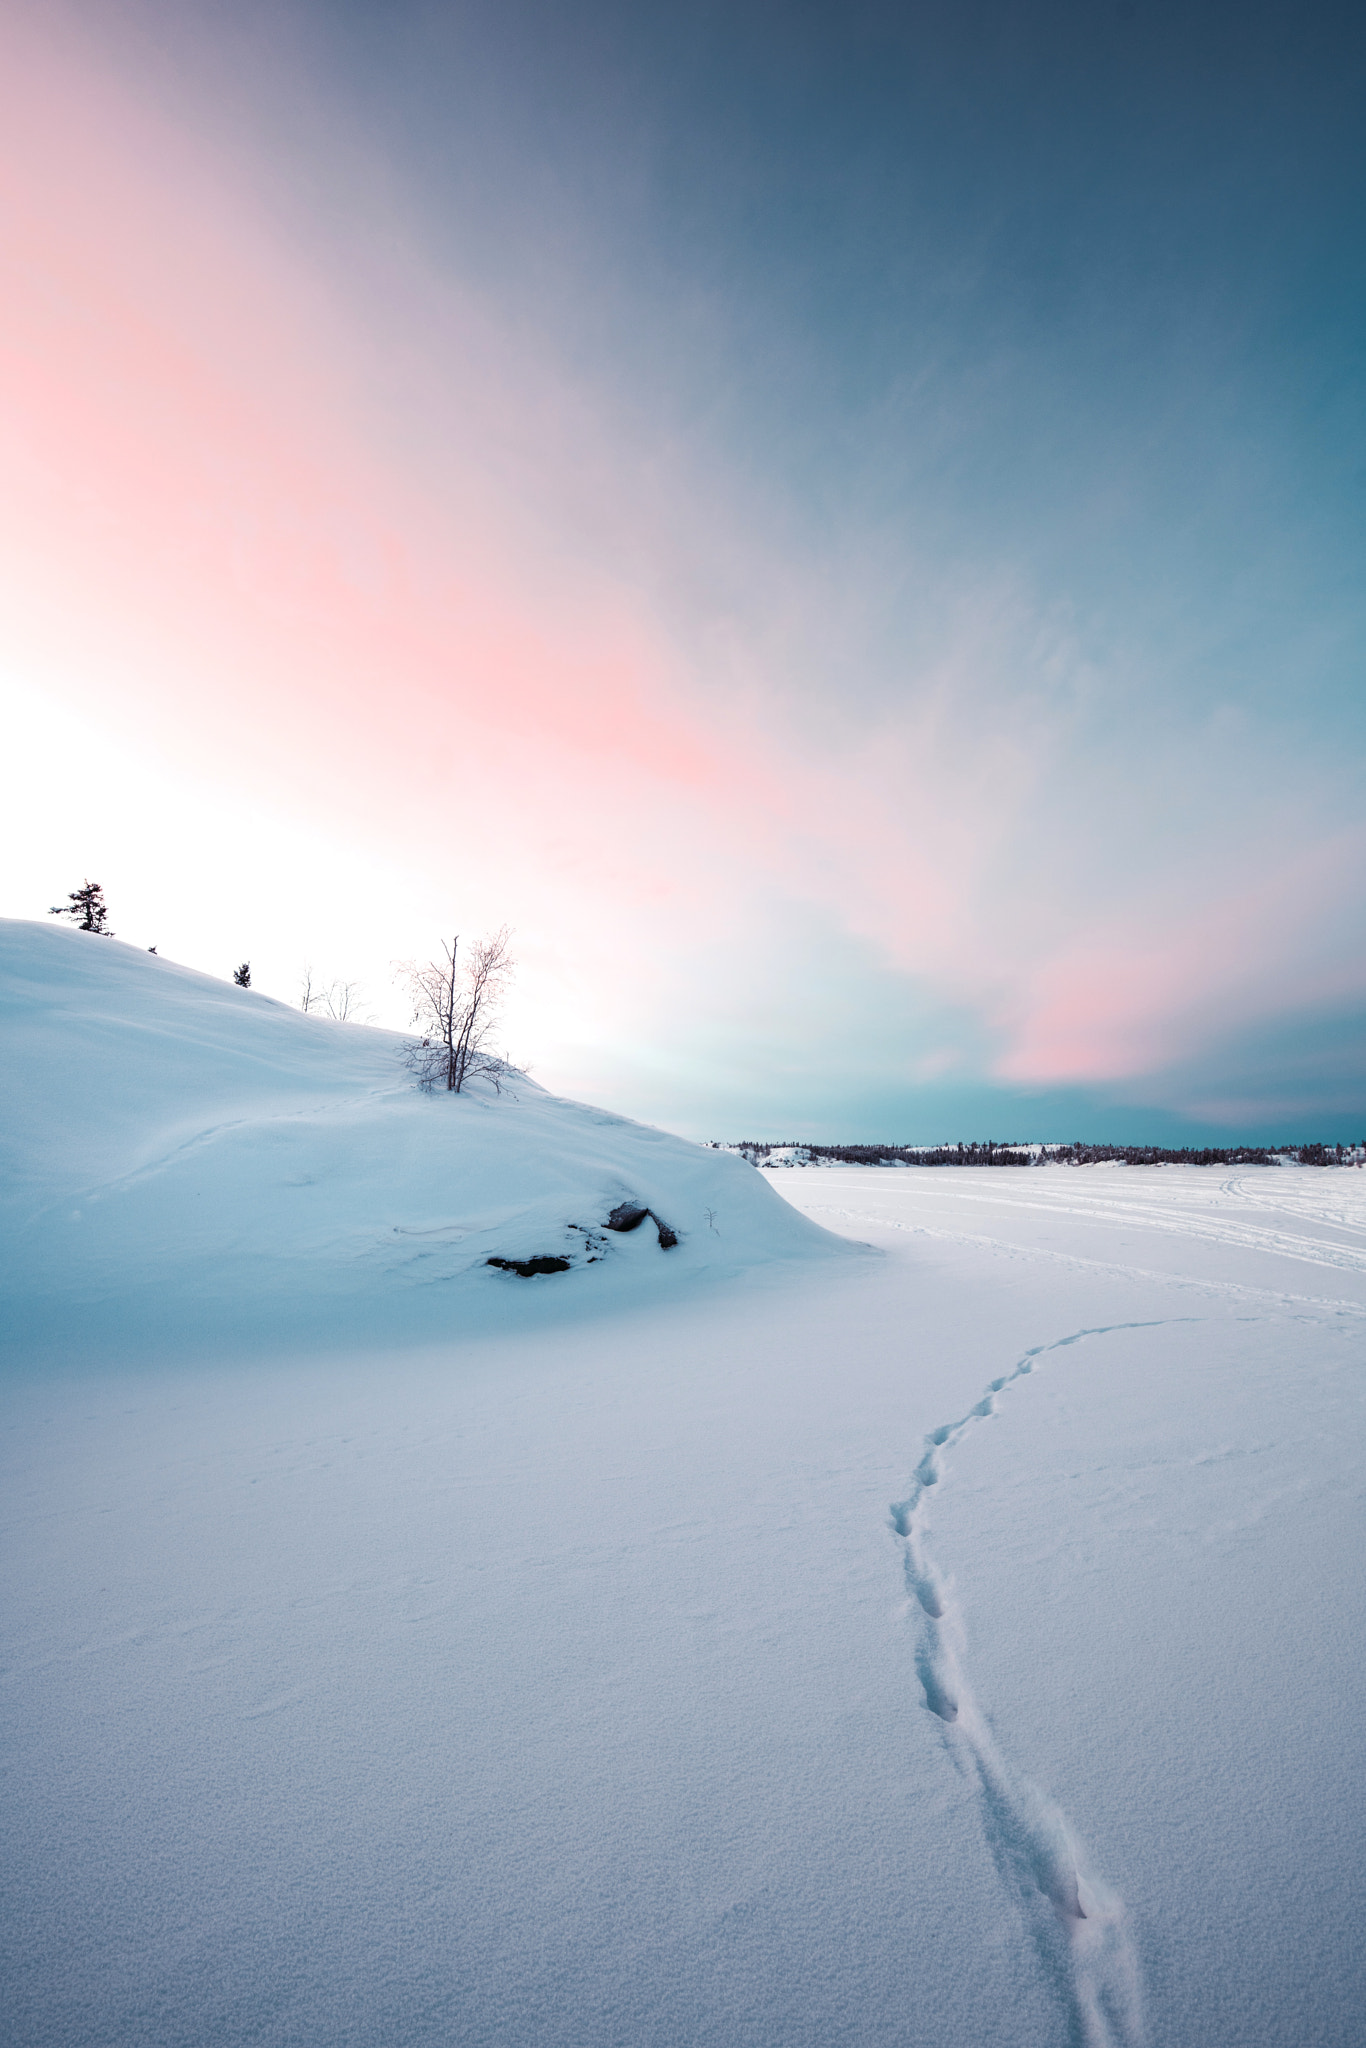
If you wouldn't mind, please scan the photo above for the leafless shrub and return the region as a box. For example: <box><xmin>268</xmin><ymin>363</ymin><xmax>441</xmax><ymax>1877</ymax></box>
<box><xmin>323</xmin><ymin>978</ymin><xmax>366</xmax><ymax>1021</ymax></box>
<box><xmin>301</xmin><ymin>966</ymin><xmax>371</xmax><ymax>1022</ymax></box>
<box><xmin>398</xmin><ymin>927</ymin><xmax>516</xmax><ymax>1094</ymax></box>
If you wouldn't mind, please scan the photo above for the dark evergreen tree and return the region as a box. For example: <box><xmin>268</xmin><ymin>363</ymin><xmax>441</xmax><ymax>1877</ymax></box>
<box><xmin>49</xmin><ymin>880</ymin><xmax>112</xmax><ymax>933</ymax></box>
<box><xmin>233</xmin><ymin>962</ymin><xmax>252</xmax><ymax>988</ymax></box>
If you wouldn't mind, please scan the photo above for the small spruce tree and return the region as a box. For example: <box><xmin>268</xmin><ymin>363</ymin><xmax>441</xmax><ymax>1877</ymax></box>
<box><xmin>233</xmin><ymin>962</ymin><xmax>252</xmax><ymax>988</ymax></box>
<box><xmin>49</xmin><ymin>880</ymin><xmax>112</xmax><ymax>934</ymax></box>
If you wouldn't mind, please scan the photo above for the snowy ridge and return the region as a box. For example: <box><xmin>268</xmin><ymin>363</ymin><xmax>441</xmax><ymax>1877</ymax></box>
<box><xmin>890</xmin><ymin>1324</ymin><xmax>1186</xmax><ymax>2048</ymax></box>
<box><xmin>0</xmin><ymin>919</ymin><xmax>844</xmax><ymax>1353</ymax></box>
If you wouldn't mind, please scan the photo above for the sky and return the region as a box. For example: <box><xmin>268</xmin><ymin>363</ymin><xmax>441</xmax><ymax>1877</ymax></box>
<box><xmin>2</xmin><ymin>0</ymin><xmax>1363</xmax><ymax>1142</ymax></box>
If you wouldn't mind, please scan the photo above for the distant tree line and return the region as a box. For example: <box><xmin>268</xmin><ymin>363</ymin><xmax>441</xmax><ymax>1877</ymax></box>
<box><xmin>1041</xmin><ymin>1141</ymin><xmax>1364</xmax><ymax>1166</ymax></box>
<box><xmin>724</xmin><ymin>1139</ymin><xmax>1365</xmax><ymax>1168</ymax></box>
<box><xmin>730</xmin><ymin>1140</ymin><xmax>1033</xmax><ymax>1167</ymax></box>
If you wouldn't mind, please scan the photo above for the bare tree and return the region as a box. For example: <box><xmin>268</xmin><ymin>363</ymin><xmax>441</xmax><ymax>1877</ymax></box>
<box><xmin>323</xmin><ymin>978</ymin><xmax>365</xmax><ymax>1022</ymax></box>
<box><xmin>301</xmin><ymin>966</ymin><xmax>370</xmax><ymax>1022</ymax></box>
<box><xmin>399</xmin><ymin>928</ymin><xmax>515</xmax><ymax>1093</ymax></box>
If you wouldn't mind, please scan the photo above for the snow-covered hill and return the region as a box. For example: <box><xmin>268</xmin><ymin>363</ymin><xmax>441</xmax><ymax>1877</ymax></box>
<box><xmin>0</xmin><ymin>920</ymin><xmax>840</xmax><ymax>1353</ymax></box>
<box><xmin>5</xmin><ymin>927</ymin><xmax>1366</xmax><ymax>2048</ymax></box>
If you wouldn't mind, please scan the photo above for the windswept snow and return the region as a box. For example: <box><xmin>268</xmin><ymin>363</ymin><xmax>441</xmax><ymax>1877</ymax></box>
<box><xmin>0</xmin><ymin>920</ymin><xmax>838</xmax><ymax>1353</ymax></box>
<box><xmin>3</xmin><ymin>926</ymin><xmax>1365</xmax><ymax>2048</ymax></box>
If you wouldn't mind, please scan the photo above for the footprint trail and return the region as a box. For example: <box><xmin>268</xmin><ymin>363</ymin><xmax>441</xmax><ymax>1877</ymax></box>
<box><xmin>892</xmin><ymin>1322</ymin><xmax>1186</xmax><ymax>2048</ymax></box>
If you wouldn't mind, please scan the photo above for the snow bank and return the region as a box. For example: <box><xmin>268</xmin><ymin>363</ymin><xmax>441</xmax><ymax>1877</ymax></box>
<box><xmin>5</xmin><ymin>1004</ymin><xmax>1366</xmax><ymax>2047</ymax></box>
<box><xmin>0</xmin><ymin>920</ymin><xmax>841</xmax><ymax>1354</ymax></box>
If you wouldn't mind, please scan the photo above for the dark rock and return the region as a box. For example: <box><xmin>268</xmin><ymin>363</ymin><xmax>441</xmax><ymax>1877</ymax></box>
<box><xmin>605</xmin><ymin>1201</ymin><xmax>677</xmax><ymax>1249</ymax></box>
<box><xmin>486</xmin><ymin>1255</ymin><xmax>572</xmax><ymax>1277</ymax></box>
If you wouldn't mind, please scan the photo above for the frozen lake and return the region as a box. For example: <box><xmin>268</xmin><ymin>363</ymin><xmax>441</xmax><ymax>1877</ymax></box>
<box><xmin>4</xmin><ymin>1162</ymin><xmax>1365</xmax><ymax>2046</ymax></box>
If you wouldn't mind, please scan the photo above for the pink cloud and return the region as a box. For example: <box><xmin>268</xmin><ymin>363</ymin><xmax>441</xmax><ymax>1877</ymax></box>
<box><xmin>995</xmin><ymin>823</ymin><xmax>1366</xmax><ymax>1084</ymax></box>
<box><xmin>0</xmin><ymin>3</ymin><xmax>966</xmax><ymax>981</ymax></box>
<box><xmin>6</xmin><ymin>5</ymin><xmax>1361</xmax><ymax>1113</ymax></box>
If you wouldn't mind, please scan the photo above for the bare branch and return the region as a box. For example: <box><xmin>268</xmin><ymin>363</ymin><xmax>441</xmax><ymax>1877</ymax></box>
<box><xmin>396</xmin><ymin>927</ymin><xmax>516</xmax><ymax>1092</ymax></box>
<box><xmin>323</xmin><ymin>978</ymin><xmax>364</xmax><ymax>1022</ymax></box>
<box><xmin>303</xmin><ymin>966</ymin><xmax>371</xmax><ymax>1023</ymax></box>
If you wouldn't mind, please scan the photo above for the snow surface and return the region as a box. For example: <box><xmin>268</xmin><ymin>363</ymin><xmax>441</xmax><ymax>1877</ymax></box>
<box><xmin>0</xmin><ymin>920</ymin><xmax>838</xmax><ymax>1355</ymax></box>
<box><xmin>3</xmin><ymin>921</ymin><xmax>1366</xmax><ymax>2047</ymax></box>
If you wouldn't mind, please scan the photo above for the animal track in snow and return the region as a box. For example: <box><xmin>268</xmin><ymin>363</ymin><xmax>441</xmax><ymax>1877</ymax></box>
<box><xmin>891</xmin><ymin>1322</ymin><xmax>1187</xmax><ymax>2048</ymax></box>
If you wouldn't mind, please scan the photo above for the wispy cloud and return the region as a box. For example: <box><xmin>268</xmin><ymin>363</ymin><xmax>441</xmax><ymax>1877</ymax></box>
<box><xmin>2</xmin><ymin>0</ymin><xmax>1363</xmax><ymax>1137</ymax></box>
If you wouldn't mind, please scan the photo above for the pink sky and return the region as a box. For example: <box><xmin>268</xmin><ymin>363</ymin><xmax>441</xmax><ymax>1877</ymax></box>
<box><xmin>3</xmin><ymin>3</ymin><xmax>1362</xmax><ymax>1133</ymax></box>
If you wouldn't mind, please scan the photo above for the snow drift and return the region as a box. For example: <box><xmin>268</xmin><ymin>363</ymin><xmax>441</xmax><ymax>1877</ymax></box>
<box><xmin>0</xmin><ymin>920</ymin><xmax>840</xmax><ymax>1354</ymax></box>
<box><xmin>5</xmin><ymin>930</ymin><xmax>1366</xmax><ymax>2048</ymax></box>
